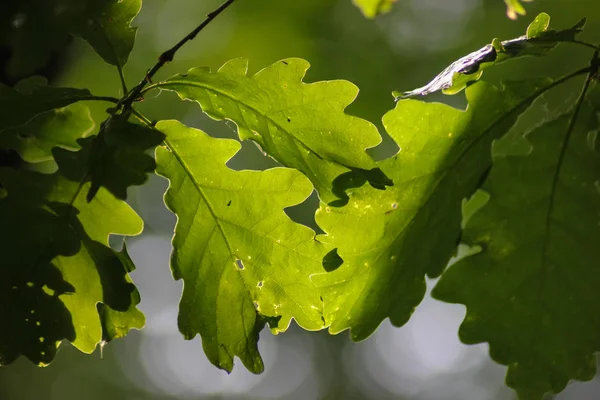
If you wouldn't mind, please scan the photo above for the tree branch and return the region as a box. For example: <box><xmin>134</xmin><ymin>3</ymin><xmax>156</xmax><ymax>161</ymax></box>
<box><xmin>119</xmin><ymin>0</ymin><xmax>236</xmax><ymax>109</ymax></box>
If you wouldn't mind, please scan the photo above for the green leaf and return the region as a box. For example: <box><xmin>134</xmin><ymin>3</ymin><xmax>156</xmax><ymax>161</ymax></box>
<box><xmin>54</xmin><ymin>114</ymin><xmax>166</xmax><ymax>202</ymax></box>
<box><xmin>155</xmin><ymin>120</ymin><xmax>331</xmax><ymax>373</ymax></box>
<box><xmin>0</xmin><ymin>164</ymin><xmax>144</xmax><ymax>365</ymax></box>
<box><xmin>352</xmin><ymin>0</ymin><xmax>397</xmax><ymax>18</ymax></box>
<box><xmin>504</xmin><ymin>0</ymin><xmax>533</xmax><ymax>20</ymax></box>
<box><xmin>0</xmin><ymin>83</ymin><xmax>94</xmax><ymax>132</ymax></box>
<box><xmin>0</xmin><ymin>103</ymin><xmax>95</xmax><ymax>163</ymax></box>
<box><xmin>398</xmin><ymin>13</ymin><xmax>585</xmax><ymax>98</ymax></box>
<box><xmin>312</xmin><ymin>79</ymin><xmax>549</xmax><ymax>341</ymax></box>
<box><xmin>149</xmin><ymin>58</ymin><xmax>382</xmax><ymax>203</ymax></box>
<box><xmin>99</xmin><ymin>243</ymin><xmax>145</xmax><ymax>343</ymax></box>
<box><xmin>0</xmin><ymin>0</ymin><xmax>140</xmax><ymax>78</ymax></box>
<box><xmin>432</xmin><ymin>99</ymin><xmax>600</xmax><ymax>399</ymax></box>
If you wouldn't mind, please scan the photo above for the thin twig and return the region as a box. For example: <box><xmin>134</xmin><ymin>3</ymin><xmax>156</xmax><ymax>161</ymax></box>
<box><xmin>117</xmin><ymin>64</ymin><xmax>129</xmax><ymax>95</ymax></box>
<box><xmin>569</xmin><ymin>40</ymin><xmax>600</xmax><ymax>52</ymax></box>
<box><xmin>120</xmin><ymin>0</ymin><xmax>236</xmax><ymax>109</ymax></box>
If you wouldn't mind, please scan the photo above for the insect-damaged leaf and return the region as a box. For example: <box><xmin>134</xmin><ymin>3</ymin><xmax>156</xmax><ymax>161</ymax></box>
<box><xmin>399</xmin><ymin>13</ymin><xmax>585</xmax><ymax>98</ymax></box>
<box><xmin>148</xmin><ymin>58</ymin><xmax>384</xmax><ymax>203</ymax></box>
<box><xmin>313</xmin><ymin>78</ymin><xmax>549</xmax><ymax>341</ymax></box>
<box><xmin>0</xmin><ymin>162</ymin><xmax>144</xmax><ymax>365</ymax></box>
<box><xmin>432</xmin><ymin>98</ymin><xmax>600</xmax><ymax>399</ymax></box>
<box><xmin>155</xmin><ymin>120</ymin><xmax>331</xmax><ymax>373</ymax></box>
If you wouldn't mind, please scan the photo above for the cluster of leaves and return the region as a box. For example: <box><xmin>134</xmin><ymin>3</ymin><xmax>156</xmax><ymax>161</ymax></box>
<box><xmin>0</xmin><ymin>2</ymin><xmax>598</xmax><ymax>400</ymax></box>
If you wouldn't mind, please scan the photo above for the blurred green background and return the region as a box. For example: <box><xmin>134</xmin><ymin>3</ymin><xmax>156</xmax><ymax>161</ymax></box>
<box><xmin>1</xmin><ymin>1</ymin><xmax>599</xmax><ymax>399</ymax></box>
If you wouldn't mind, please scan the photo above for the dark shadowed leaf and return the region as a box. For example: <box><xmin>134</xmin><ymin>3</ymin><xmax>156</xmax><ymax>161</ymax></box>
<box><xmin>0</xmin><ymin>160</ymin><xmax>144</xmax><ymax>365</ymax></box>
<box><xmin>0</xmin><ymin>0</ymin><xmax>140</xmax><ymax>78</ymax></box>
<box><xmin>432</xmin><ymin>98</ymin><xmax>600</xmax><ymax>399</ymax></box>
<box><xmin>54</xmin><ymin>114</ymin><xmax>165</xmax><ymax>202</ymax></box>
<box><xmin>0</xmin><ymin>83</ymin><xmax>94</xmax><ymax>132</ymax></box>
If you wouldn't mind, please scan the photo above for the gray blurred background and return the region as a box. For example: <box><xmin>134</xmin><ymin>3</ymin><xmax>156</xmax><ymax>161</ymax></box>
<box><xmin>1</xmin><ymin>0</ymin><xmax>599</xmax><ymax>399</ymax></box>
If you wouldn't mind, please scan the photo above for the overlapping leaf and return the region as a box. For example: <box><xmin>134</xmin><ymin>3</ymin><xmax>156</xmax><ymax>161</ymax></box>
<box><xmin>352</xmin><ymin>0</ymin><xmax>397</xmax><ymax>18</ymax></box>
<box><xmin>0</xmin><ymin>0</ymin><xmax>140</xmax><ymax>78</ymax></box>
<box><xmin>432</xmin><ymin>99</ymin><xmax>600</xmax><ymax>399</ymax></box>
<box><xmin>0</xmin><ymin>159</ymin><xmax>144</xmax><ymax>364</ymax></box>
<box><xmin>312</xmin><ymin>79</ymin><xmax>549</xmax><ymax>340</ymax></box>
<box><xmin>55</xmin><ymin>114</ymin><xmax>165</xmax><ymax>201</ymax></box>
<box><xmin>148</xmin><ymin>58</ymin><xmax>383</xmax><ymax>203</ymax></box>
<box><xmin>155</xmin><ymin>120</ymin><xmax>331</xmax><ymax>373</ymax></box>
<box><xmin>399</xmin><ymin>13</ymin><xmax>584</xmax><ymax>98</ymax></box>
<box><xmin>0</xmin><ymin>83</ymin><xmax>95</xmax><ymax>132</ymax></box>
<box><xmin>0</xmin><ymin>103</ymin><xmax>94</xmax><ymax>163</ymax></box>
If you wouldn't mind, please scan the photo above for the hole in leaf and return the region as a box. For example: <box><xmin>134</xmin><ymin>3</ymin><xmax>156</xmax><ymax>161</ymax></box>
<box><xmin>42</xmin><ymin>285</ymin><xmax>55</xmax><ymax>296</ymax></box>
<box><xmin>235</xmin><ymin>259</ymin><xmax>244</xmax><ymax>270</ymax></box>
<box><xmin>257</xmin><ymin>281</ymin><xmax>263</xmax><ymax>288</ymax></box>
<box><xmin>323</xmin><ymin>249</ymin><xmax>343</xmax><ymax>272</ymax></box>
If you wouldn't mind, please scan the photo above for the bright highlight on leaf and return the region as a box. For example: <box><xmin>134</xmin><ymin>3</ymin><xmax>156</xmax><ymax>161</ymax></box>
<box><xmin>433</xmin><ymin>98</ymin><xmax>600</xmax><ymax>400</ymax></box>
<box><xmin>399</xmin><ymin>13</ymin><xmax>585</xmax><ymax>98</ymax></box>
<box><xmin>155</xmin><ymin>120</ymin><xmax>332</xmax><ymax>373</ymax></box>
<box><xmin>352</xmin><ymin>0</ymin><xmax>397</xmax><ymax>18</ymax></box>
<box><xmin>313</xmin><ymin>79</ymin><xmax>549</xmax><ymax>341</ymax></box>
<box><xmin>146</xmin><ymin>58</ymin><xmax>383</xmax><ymax>203</ymax></box>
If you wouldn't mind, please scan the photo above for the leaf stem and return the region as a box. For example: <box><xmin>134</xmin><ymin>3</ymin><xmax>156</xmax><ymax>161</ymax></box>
<box><xmin>117</xmin><ymin>64</ymin><xmax>129</xmax><ymax>95</ymax></box>
<box><xmin>119</xmin><ymin>0</ymin><xmax>236</xmax><ymax>109</ymax></box>
<box><xmin>85</xmin><ymin>95</ymin><xmax>120</xmax><ymax>103</ymax></box>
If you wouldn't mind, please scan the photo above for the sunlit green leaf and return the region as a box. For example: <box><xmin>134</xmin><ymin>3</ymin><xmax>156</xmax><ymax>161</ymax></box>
<box><xmin>155</xmin><ymin>120</ymin><xmax>331</xmax><ymax>373</ymax></box>
<box><xmin>149</xmin><ymin>58</ymin><xmax>383</xmax><ymax>203</ymax></box>
<box><xmin>432</xmin><ymin>98</ymin><xmax>600</xmax><ymax>399</ymax></box>
<box><xmin>0</xmin><ymin>163</ymin><xmax>143</xmax><ymax>364</ymax></box>
<box><xmin>313</xmin><ymin>79</ymin><xmax>548</xmax><ymax>341</ymax></box>
<box><xmin>352</xmin><ymin>0</ymin><xmax>397</xmax><ymax>18</ymax></box>
<box><xmin>399</xmin><ymin>13</ymin><xmax>584</xmax><ymax>98</ymax></box>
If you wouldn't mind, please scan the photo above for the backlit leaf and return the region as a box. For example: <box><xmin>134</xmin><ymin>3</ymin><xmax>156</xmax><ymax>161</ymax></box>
<box><xmin>352</xmin><ymin>0</ymin><xmax>397</xmax><ymax>18</ymax></box>
<box><xmin>155</xmin><ymin>120</ymin><xmax>331</xmax><ymax>373</ymax></box>
<box><xmin>313</xmin><ymin>79</ymin><xmax>548</xmax><ymax>340</ymax></box>
<box><xmin>148</xmin><ymin>58</ymin><xmax>383</xmax><ymax>203</ymax></box>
